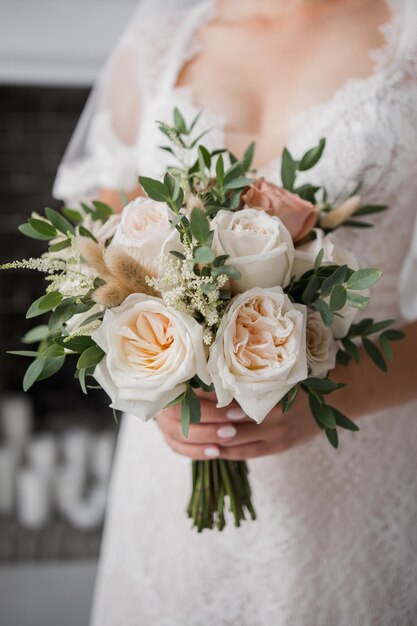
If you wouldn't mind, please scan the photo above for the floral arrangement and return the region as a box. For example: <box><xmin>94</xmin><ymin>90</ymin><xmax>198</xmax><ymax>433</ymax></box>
<box><xmin>1</xmin><ymin>109</ymin><xmax>404</xmax><ymax>532</ymax></box>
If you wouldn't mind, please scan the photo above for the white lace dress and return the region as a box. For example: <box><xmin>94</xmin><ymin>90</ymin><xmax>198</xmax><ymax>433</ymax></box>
<box><xmin>54</xmin><ymin>1</ymin><xmax>417</xmax><ymax>624</ymax></box>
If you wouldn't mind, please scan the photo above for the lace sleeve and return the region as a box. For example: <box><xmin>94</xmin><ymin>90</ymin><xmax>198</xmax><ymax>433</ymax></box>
<box><xmin>52</xmin><ymin>32</ymin><xmax>143</xmax><ymax>202</ymax></box>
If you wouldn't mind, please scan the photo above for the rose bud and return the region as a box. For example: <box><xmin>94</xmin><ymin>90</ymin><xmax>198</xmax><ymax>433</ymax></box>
<box><xmin>241</xmin><ymin>179</ymin><xmax>318</xmax><ymax>243</ymax></box>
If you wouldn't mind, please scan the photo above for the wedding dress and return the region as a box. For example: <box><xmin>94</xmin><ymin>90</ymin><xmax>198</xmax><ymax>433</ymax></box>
<box><xmin>53</xmin><ymin>1</ymin><xmax>417</xmax><ymax>624</ymax></box>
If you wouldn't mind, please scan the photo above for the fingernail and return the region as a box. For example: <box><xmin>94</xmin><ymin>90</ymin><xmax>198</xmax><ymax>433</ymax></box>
<box><xmin>204</xmin><ymin>447</ymin><xmax>220</xmax><ymax>458</ymax></box>
<box><xmin>217</xmin><ymin>426</ymin><xmax>237</xmax><ymax>439</ymax></box>
<box><xmin>226</xmin><ymin>407</ymin><xmax>246</xmax><ymax>421</ymax></box>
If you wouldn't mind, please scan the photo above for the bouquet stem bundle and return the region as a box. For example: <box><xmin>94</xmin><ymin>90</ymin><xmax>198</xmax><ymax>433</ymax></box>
<box><xmin>187</xmin><ymin>459</ymin><xmax>256</xmax><ymax>531</ymax></box>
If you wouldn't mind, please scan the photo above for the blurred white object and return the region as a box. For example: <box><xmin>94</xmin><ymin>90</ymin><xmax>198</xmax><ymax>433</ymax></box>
<box><xmin>0</xmin><ymin>446</ymin><xmax>18</xmax><ymax>515</ymax></box>
<box><xmin>0</xmin><ymin>394</ymin><xmax>33</xmax><ymax>462</ymax></box>
<box><xmin>61</xmin><ymin>428</ymin><xmax>91</xmax><ymax>478</ymax></box>
<box><xmin>90</xmin><ymin>431</ymin><xmax>116</xmax><ymax>482</ymax></box>
<box><xmin>17</xmin><ymin>469</ymin><xmax>51</xmax><ymax>528</ymax></box>
<box><xmin>54</xmin><ymin>465</ymin><xmax>85</xmax><ymax>517</ymax></box>
<box><xmin>61</xmin><ymin>484</ymin><xmax>108</xmax><ymax>531</ymax></box>
<box><xmin>26</xmin><ymin>434</ymin><xmax>57</xmax><ymax>476</ymax></box>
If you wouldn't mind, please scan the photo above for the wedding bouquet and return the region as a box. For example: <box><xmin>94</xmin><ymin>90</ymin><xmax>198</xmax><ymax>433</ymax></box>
<box><xmin>2</xmin><ymin>109</ymin><xmax>404</xmax><ymax>531</ymax></box>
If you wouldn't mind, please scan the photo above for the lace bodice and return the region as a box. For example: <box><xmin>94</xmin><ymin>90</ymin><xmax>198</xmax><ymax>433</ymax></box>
<box><xmin>78</xmin><ymin>3</ymin><xmax>417</xmax><ymax>626</ymax></box>
<box><xmin>54</xmin><ymin>0</ymin><xmax>417</xmax><ymax>323</ymax></box>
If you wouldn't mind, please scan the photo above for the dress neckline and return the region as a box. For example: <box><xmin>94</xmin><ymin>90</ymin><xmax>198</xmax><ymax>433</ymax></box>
<box><xmin>163</xmin><ymin>0</ymin><xmax>407</xmax><ymax>174</ymax></box>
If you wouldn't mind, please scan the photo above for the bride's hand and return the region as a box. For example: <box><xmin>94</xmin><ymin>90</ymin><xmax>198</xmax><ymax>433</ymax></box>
<box><xmin>156</xmin><ymin>390</ymin><xmax>320</xmax><ymax>460</ymax></box>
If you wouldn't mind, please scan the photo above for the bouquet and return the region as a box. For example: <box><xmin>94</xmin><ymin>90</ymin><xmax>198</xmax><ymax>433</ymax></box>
<box><xmin>2</xmin><ymin>108</ymin><xmax>404</xmax><ymax>532</ymax></box>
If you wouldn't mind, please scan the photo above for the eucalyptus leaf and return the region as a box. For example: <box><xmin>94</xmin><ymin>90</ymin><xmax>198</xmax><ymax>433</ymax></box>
<box><xmin>76</xmin><ymin>345</ymin><xmax>105</xmax><ymax>370</ymax></box>
<box><xmin>45</xmin><ymin>207</ymin><xmax>75</xmax><ymax>235</ymax></box>
<box><xmin>18</xmin><ymin>223</ymin><xmax>52</xmax><ymax>241</ymax></box>
<box><xmin>23</xmin><ymin>358</ymin><xmax>45</xmax><ymax>391</ymax></box>
<box><xmin>281</xmin><ymin>148</ymin><xmax>296</xmax><ymax>190</ymax></box>
<box><xmin>28</xmin><ymin>219</ymin><xmax>57</xmax><ymax>239</ymax></box>
<box><xmin>298</xmin><ymin>138</ymin><xmax>326</xmax><ymax>171</ymax></box>
<box><xmin>347</xmin><ymin>268</ymin><xmax>382</xmax><ymax>290</ymax></box>
<box><xmin>362</xmin><ymin>337</ymin><xmax>387</xmax><ymax>372</ymax></box>
<box><xmin>139</xmin><ymin>176</ymin><xmax>170</xmax><ymax>203</ymax></box>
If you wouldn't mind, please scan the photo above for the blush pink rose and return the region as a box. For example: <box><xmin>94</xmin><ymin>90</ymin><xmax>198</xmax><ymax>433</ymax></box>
<box><xmin>242</xmin><ymin>179</ymin><xmax>318</xmax><ymax>243</ymax></box>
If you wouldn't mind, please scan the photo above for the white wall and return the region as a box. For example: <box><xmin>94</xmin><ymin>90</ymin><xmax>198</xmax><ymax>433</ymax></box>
<box><xmin>0</xmin><ymin>0</ymin><xmax>139</xmax><ymax>86</ymax></box>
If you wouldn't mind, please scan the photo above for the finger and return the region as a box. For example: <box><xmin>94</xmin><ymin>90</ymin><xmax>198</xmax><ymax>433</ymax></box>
<box><xmin>163</xmin><ymin>435</ymin><xmax>221</xmax><ymax>461</ymax></box>
<box><xmin>156</xmin><ymin>411</ymin><xmax>244</xmax><ymax>445</ymax></box>
<box><xmin>218</xmin><ymin>434</ymin><xmax>289</xmax><ymax>460</ymax></box>
<box><xmin>159</xmin><ymin>400</ymin><xmax>252</xmax><ymax>425</ymax></box>
<box><xmin>193</xmin><ymin>387</ymin><xmax>218</xmax><ymax>402</ymax></box>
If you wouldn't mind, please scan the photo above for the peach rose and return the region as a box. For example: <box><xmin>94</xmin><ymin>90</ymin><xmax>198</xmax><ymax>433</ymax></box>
<box><xmin>208</xmin><ymin>287</ymin><xmax>307</xmax><ymax>423</ymax></box>
<box><xmin>92</xmin><ymin>293</ymin><xmax>210</xmax><ymax>420</ymax></box>
<box><xmin>242</xmin><ymin>179</ymin><xmax>318</xmax><ymax>242</ymax></box>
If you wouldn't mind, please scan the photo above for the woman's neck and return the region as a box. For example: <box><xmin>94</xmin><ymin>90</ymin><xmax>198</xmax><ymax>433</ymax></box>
<box><xmin>218</xmin><ymin>0</ymin><xmax>319</xmax><ymax>21</ymax></box>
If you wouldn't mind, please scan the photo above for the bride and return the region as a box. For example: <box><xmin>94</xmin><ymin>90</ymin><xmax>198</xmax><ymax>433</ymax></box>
<box><xmin>54</xmin><ymin>0</ymin><xmax>417</xmax><ymax>623</ymax></box>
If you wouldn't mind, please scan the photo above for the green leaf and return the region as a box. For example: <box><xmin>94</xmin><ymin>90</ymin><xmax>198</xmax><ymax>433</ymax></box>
<box><xmin>223</xmin><ymin>162</ymin><xmax>244</xmax><ymax>185</ymax></box>
<box><xmin>76</xmin><ymin>345</ymin><xmax>105</xmax><ymax>370</ymax></box>
<box><xmin>181</xmin><ymin>386</ymin><xmax>201</xmax><ymax>437</ymax></box>
<box><xmin>281</xmin><ymin>385</ymin><xmax>300</xmax><ymax>414</ymax></box>
<box><xmin>211</xmin><ymin>265</ymin><xmax>241</xmax><ymax>279</ymax></box>
<box><xmin>341</xmin><ymin>220</ymin><xmax>373</xmax><ymax>229</ymax></box>
<box><xmin>79</xmin><ymin>311</ymin><xmax>104</xmax><ymax>327</ymax></box>
<box><xmin>314</xmin><ymin>248</ymin><xmax>325</xmax><ymax>272</ymax></box>
<box><xmin>173</xmin><ymin>107</ymin><xmax>187</xmax><ymax>134</ymax></box>
<box><xmin>36</xmin><ymin>356</ymin><xmax>65</xmax><ymax>381</ymax></box>
<box><xmin>242</xmin><ymin>141</ymin><xmax>255</xmax><ymax>171</ymax></box>
<box><xmin>169</xmin><ymin>250</ymin><xmax>186</xmax><ymax>260</ymax></box>
<box><xmin>383</xmin><ymin>329</ymin><xmax>405</xmax><ymax>341</ymax></box>
<box><xmin>55</xmin><ymin>335</ymin><xmax>95</xmax><ymax>353</ymax></box>
<box><xmin>341</xmin><ymin>337</ymin><xmax>360</xmax><ymax>364</ymax></box>
<box><xmin>379</xmin><ymin>334</ymin><xmax>394</xmax><ymax>362</ymax></box>
<box><xmin>224</xmin><ymin>177</ymin><xmax>255</xmax><ymax>190</ymax></box>
<box><xmin>353</xmin><ymin>204</ymin><xmax>388</xmax><ymax>217</ymax></box>
<box><xmin>194</xmin><ymin>246</ymin><xmax>215</xmax><ymax>264</ymax></box>
<box><xmin>62</xmin><ymin>207</ymin><xmax>83</xmax><ymax>222</ymax></box>
<box><xmin>23</xmin><ymin>358</ymin><xmax>45</xmax><ymax>391</ymax></box>
<box><xmin>78</xmin><ymin>368</ymin><xmax>88</xmax><ymax>394</ymax></box>
<box><xmin>302</xmin><ymin>275</ymin><xmax>320</xmax><ymax>304</ymax></box>
<box><xmin>7</xmin><ymin>350</ymin><xmax>41</xmax><ymax>357</ymax></box>
<box><xmin>90</xmin><ymin>201</ymin><xmax>114</xmax><ymax>221</ymax></box>
<box><xmin>345</xmin><ymin>292</ymin><xmax>370</xmax><ymax>311</ymax></box>
<box><xmin>336</xmin><ymin>349</ymin><xmax>351</xmax><ymax>366</ymax></box>
<box><xmin>18</xmin><ymin>223</ymin><xmax>52</xmax><ymax>241</ymax></box>
<box><xmin>139</xmin><ymin>176</ymin><xmax>170</xmax><ymax>202</ymax></box>
<box><xmin>321</xmin><ymin>265</ymin><xmax>348</xmax><ymax>295</ymax></box>
<box><xmin>190</xmin><ymin>375</ymin><xmax>214</xmax><ymax>394</ymax></box>
<box><xmin>42</xmin><ymin>343</ymin><xmax>65</xmax><ymax>357</ymax></box>
<box><xmin>213</xmin><ymin>254</ymin><xmax>229</xmax><ymax>267</ymax></box>
<box><xmin>190</xmin><ymin>207</ymin><xmax>210</xmax><ymax>244</ymax></box>
<box><xmin>294</xmin><ymin>184</ymin><xmax>321</xmax><ymax>203</ymax></box>
<box><xmin>303</xmin><ymin>378</ymin><xmax>346</xmax><ymax>394</ymax></box>
<box><xmin>28</xmin><ymin>218</ymin><xmax>57</xmax><ymax>238</ymax></box>
<box><xmin>317</xmin><ymin>404</ymin><xmax>337</xmax><ymax>429</ymax></box>
<box><xmin>361</xmin><ymin>319</ymin><xmax>395</xmax><ymax>336</ymax></box>
<box><xmin>200</xmin><ymin>283</ymin><xmax>217</xmax><ymax>294</ymax></box>
<box><xmin>48</xmin><ymin>299</ymin><xmax>77</xmax><ymax>330</ymax></box>
<box><xmin>308</xmin><ymin>393</ymin><xmax>325</xmax><ymax>430</ymax></box>
<box><xmin>325</xmin><ymin>427</ymin><xmax>339</xmax><ymax>448</ymax></box>
<box><xmin>45</xmin><ymin>207</ymin><xmax>75</xmax><ymax>235</ymax></box>
<box><xmin>281</xmin><ymin>148</ymin><xmax>297</xmax><ymax>190</ymax></box>
<box><xmin>78</xmin><ymin>225</ymin><xmax>98</xmax><ymax>242</ymax></box>
<box><xmin>21</xmin><ymin>325</ymin><xmax>50</xmax><ymax>344</ymax></box>
<box><xmin>347</xmin><ymin>268</ymin><xmax>382</xmax><ymax>290</ymax></box>
<box><xmin>313</xmin><ymin>299</ymin><xmax>334</xmax><ymax>326</ymax></box>
<box><xmin>298</xmin><ymin>138</ymin><xmax>326</xmax><ymax>171</ymax></box>
<box><xmin>198</xmin><ymin>145</ymin><xmax>211</xmax><ymax>169</ymax></box>
<box><xmin>26</xmin><ymin>292</ymin><xmax>63</xmax><ymax>319</ymax></box>
<box><xmin>329</xmin><ymin>284</ymin><xmax>347</xmax><ymax>311</ymax></box>
<box><xmin>331</xmin><ymin>407</ymin><xmax>360</xmax><ymax>432</ymax></box>
<box><xmin>362</xmin><ymin>337</ymin><xmax>387</xmax><ymax>372</ymax></box>
<box><xmin>216</xmin><ymin>154</ymin><xmax>225</xmax><ymax>184</ymax></box>
<box><xmin>49</xmin><ymin>238</ymin><xmax>71</xmax><ymax>252</ymax></box>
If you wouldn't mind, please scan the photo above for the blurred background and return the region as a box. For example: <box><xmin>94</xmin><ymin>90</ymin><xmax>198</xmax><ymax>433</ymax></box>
<box><xmin>0</xmin><ymin>1</ymin><xmax>138</xmax><ymax>624</ymax></box>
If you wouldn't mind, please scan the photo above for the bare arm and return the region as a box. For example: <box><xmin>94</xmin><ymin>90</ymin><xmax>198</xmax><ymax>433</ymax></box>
<box><xmin>98</xmin><ymin>185</ymin><xmax>143</xmax><ymax>214</ymax></box>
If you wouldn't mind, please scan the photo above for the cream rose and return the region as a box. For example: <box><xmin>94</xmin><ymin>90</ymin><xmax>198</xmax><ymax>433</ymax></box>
<box><xmin>292</xmin><ymin>229</ymin><xmax>362</xmax><ymax>338</ymax></box>
<box><xmin>208</xmin><ymin>287</ymin><xmax>307</xmax><ymax>423</ymax></box>
<box><xmin>211</xmin><ymin>208</ymin><xmax>294</xmax><ymax>292</ymax></box>
<box><xmin>92</xmin><ymin>293</ymin><xmax>210</xmax><ymax>420</ymax></box>
<box><xmin>306</xmin><ymin>310</ymin><xmax>337</xmax><ymax>378</ymax></box>
<box><xmin>109</xmin><ymin>197</ymin><xmax>173</xmax><ymax>270</ymax></box>
<box><xmin>242</xmin><ymin>179</ymin><xmax>318</xmax><ymax>242</ymax></box>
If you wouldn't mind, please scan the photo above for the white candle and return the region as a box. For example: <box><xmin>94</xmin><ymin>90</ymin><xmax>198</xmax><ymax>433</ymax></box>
<box><xmin>54</xmin><ymin>465</ymin><xmax>85</xmax><ymax>516</ymax></box>
<box><xmin>0</xmin><ymin>447</ymin><xmax>17</xmax><ymax>515</ymax></box>
<box><xmin>17</xmin><ymin>468</ymin><xmax>51</xmax><ymax>529</ymax></box>
<box><xmin>90</xmin><ymin>431</ymin><xmax>116</xmax><ymax>482</ymax></box>
<box><xmin>26</xmin><ymin>434</ymin><xmax>57</xmax><ymax>476</ymax></box>
<box><xmin>62</xmin><ymin>484</ymin><xmax>107</xmax><ymax>530</ymax></box>
<box><xmin>1</xmin><ymin>394</ymin><xmax>33</xmax><ymax>462</ymax></box>
<box><xmin>61</xmin><ymin>428</ymin><xmax>91</xmax><ymax>475</ymax></box>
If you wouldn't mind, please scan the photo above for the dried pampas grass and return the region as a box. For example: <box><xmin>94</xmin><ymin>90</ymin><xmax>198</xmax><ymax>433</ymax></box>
<box><xmin>76</xmin><ymin>235</ymin><xmax>160</xmax><ymax>308</ymax></box>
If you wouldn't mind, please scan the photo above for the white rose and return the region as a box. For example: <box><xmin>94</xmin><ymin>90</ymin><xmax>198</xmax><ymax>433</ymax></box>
<box><xmin>211</xmin><ymin>208</ymin><xmax>294</xmax><ymax>292</ymax></box>
<box><xmin>293</xmin><ymin>229</ymin><xmax>362</xmax><ymax>338</ymax></box>
<box><xmin>306</xmin><ymin>310</ymin><xmax>337</xmax><ymax>378</ymax></box>
<box><xmin>208</xmin><ymin>287</ymin><xmax>307</xmax><ymax>423</ymax></box>
<box><xmin>91</xmin><ymin>293</ymin><xmax>210</xmax><ymax>420</ymax></box>
<box><xmin>109</xmin><ymin>197</ymin><xmax>173</xmax><ymax>271</ymax></box>
<box><xmin>83</xmin><ymin>214</ymin><xmax>121</xmax><ymax>244</ymax></box>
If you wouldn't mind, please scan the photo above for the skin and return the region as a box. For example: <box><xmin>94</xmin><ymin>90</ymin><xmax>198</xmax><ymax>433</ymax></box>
<box><xmin>100</xmin><ymin>0</ymin><xmax>417</xmax><ymax>460</ymax></box>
